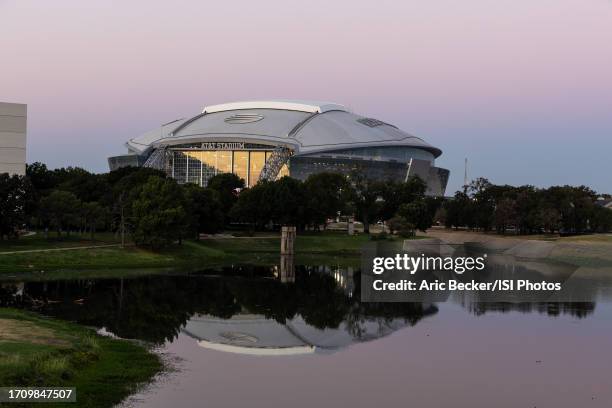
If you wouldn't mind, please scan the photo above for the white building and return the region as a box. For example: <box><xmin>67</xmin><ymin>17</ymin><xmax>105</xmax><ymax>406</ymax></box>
<box><xmin>0</xmin><ymin>102</ymin><xmax>27</xmax><ymax>176</ymax></box>
<box><xmin>109</xmin><ymin>99</ymin><xmax>450</xmax><ymax>196</ymax></box>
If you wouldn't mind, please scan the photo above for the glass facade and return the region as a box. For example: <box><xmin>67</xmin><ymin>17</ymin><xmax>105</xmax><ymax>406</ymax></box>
<box><xmin>232</xmin><ymin>151</ymin><xmax>249</xmax><ymax>186</ymax></box>
<box><xmin>249</xmin><ymin>151</ymin><xmax>266</xmax><ymax>184</ymax></box>
<box><xmin>301</xmin><ymin>146</ymin><xmax>435</xmax><ymax>164</ymax></box>
<box><xmin>217</xmin><ymin>150</ymin><xmax>232</xmax><ymax>174</ymax></box>
<box><xmin>108</xmin><ymin>154</ymin><xmax>147</xmax><ymax>171</ymax></box>
<box><xmin>172</xmin><ymin>152</ymin><xmax>187</xmax><ymax>182</ymax></box>
<box><xmin>170</xmin><ymin>148</ymin><xmax>282</xmax><ymax>187</ymax></box>
<box><xmin>201</xmin><ymin>151</ymin><xmax>217</xmax><ymax>184</ymax></box>
<box><xmin>186</xmin><ymin>151</ymin><xmax>202</xmax><ymax>185</ymax></box>
<box><xmin>167</xmin><ymin>145</ymin><xmax>434</xmax><ymax>188</ymax></box>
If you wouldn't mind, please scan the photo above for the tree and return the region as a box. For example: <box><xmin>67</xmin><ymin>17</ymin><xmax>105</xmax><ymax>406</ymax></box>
<box><xmin>541</xmin><ymin>185</ymin><xmax>598</xmax><ymax>234</ymax></box>
<box><xmin>106</xmin><ymin>168</ymin><xmax>168</xmax><ymax>243</ymax></box>
<box><xmin>0</xmin><ymin>174</ymin><xmax>31</xmax><ymax>239</ymax></box>
<box><xmin>271</xmin><ymin>176</ymin><xmax>306</xmax><ymax>226</ymax></box>
<box><xmin>108</xmin><ymin>167</ymin><xmax>167</xmax><ymax>192</ymax></box>
<box><xmin>230</xmin><ymin>177</ymin><xmax>306</xmax><ymax>229</ymax></box>
<box><xmin>444</xmin><ymin>191</ymin><xmax>473</xmax><ymax>229</ymax></box>
<box><xmin>468</xmin><ymin>178</ymin><xmax>495</xmax><ymax>231</ymax></box>
<box><xmin>81</xmin><ymin>201</ymin><xmax>108</xmax><ymax>240</ymax></box>
<box><xmin>183</xmin><ymin>183</ymin><xmax>224</xmax><ymax>237</ymax></box>
<box><xmin>592</xmin><ymin>206</ymin><xmax>612</xmax><ymax>233</ymax></box>
<box><xmin>229</xmin><ymin>180</ymin><xmax>276</xmax><ymax>230</ymax></box>
<box><xmin>442</xmin><ymin>180</ymin><xmax>608</xmax><ymax>235</ymax></box>
<box><xmin>26</xmin><ymin>162</ymin><xmax>56</xmax><ymax>193</ymax></box>
<box><xmin>107</xmin><ymin>166</ymin><xmax>165</xmax><ymax>185</ymax></box>
<box><xmin>378</xmin><ymin>176</ymin><xmax>427</xmax><ymax>223</ymax></box>
<box><xmin>424</xmin><ymin>196</ymin><xmax>444</xmax><ymax>226</ymax></box>
<box><xmin>39</xmin><ymin>190</ymin><xmax>82</xmax><ymax>236</ymax></box>
<box><xmin>346</xmin><ymin>170</ymin><xmax>382</xmax><ymax>234</ymax></box>
<box><xmin>494</xmin><ymin>198</ymin><xmax>517</xmax><ymax>234</ymax></box>
<box><xmin>387</xmin><ymin>215</ymin><xmax>415</xmax><ymax>237</ymax></box>
<box><xmin>303</xmin><ymin>172</ymin><xmax>347</xmax><ymax>229</ymax></box>
<box><xmin>539</xmin><ymin>207</ymin><xmax>561</xmax><ymax>234</ymax></box>
<box><xmin>57</xmin><ymin>169</ymin><xmax>109</xmax><ymax>203</ymax></box>
<box><xmin>514</xmin><ymin>186</ymin><xmax>541</xmax><ymax>234</ymax></box>
<box><xmin>131</xmin><ymin>177</ymin><xmax>189</xmax><ymax>248</ymax></box>
<box><xmin>397</xmin><ymin>200</ymin><xmax>432</xmax><ymax>232</ymax></box>
<box><xmin>207</xmin><ymin>173</ymin><xmax>244</xmax><ymax>223</ymax></box>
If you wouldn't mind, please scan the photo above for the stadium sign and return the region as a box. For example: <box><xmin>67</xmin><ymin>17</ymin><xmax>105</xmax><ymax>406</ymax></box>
<box><xmin>201</xmin><ymin>142</ymin><xmax>245</xmax><ymax>150</ymax></box>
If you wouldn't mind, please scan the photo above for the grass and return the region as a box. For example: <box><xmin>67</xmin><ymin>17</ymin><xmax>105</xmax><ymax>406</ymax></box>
<box><xmin>0</xmin><ymin>308</ymin><xmax>161</xmax><ymax>408</ymax></box>
<box><xmin>0</xmin><ymin>232</ymin><xmax>125</xmax><ymax>252</ymax></box>
<box><xmin>0</xmin><ymin>230</ymin><xmax>383</xmax><ymax>277</ymax></box>
<box><xmin>2</xmin><ymin>229</ymin><xmax>611</xmax><ymax>277</ymax></box>
<box><xmin>203</xmin><ymin>230</ymin><xmax>372</xmax><ymax>254</ymax></box>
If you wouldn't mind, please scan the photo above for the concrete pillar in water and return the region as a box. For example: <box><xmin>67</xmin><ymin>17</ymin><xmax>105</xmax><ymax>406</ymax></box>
<box><xmin>279</xmin><ymin>254</ymin><xmax>295</xmax><ymax>283</ymax></box>
<box><xmin>281</xmin><ymin>226</ymin><xmax>296</xmax><ymax>255</ymax></box>
<box><xmin>348</xmin><ymin>216</ymin><xmax>355</xmax><ymax>236</ymax></box>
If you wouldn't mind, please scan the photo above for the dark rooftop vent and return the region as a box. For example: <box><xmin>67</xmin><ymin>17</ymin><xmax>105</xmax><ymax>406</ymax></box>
<box><xmin>357</xmin><ymin>117</ymin><xmax>392</xmax><ymax>128</ymax></box>
<box><xmin>224</xmin><ymin>113</ymin><xmax>264</xmax><ymax>124</ymax></box>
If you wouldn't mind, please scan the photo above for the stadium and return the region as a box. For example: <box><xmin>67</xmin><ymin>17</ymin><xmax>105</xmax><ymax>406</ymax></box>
<box><xmin>108</xmin><ymin>100</ymin><xmax>449</xmax><ymax>195</ymax></box>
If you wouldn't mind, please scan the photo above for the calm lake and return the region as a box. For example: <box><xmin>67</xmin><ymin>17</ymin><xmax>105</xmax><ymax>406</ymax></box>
<box><xmin>2</xmin><ymin>262</ymin><xmax>612</xmax><ymax>407</ymax></box>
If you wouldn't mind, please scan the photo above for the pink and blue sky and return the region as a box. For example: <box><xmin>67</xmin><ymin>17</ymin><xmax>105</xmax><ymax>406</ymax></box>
<box><xmin>1</xmin><ymin>0</ymin><xmax>611</xmax><ymax>194</ymax></box>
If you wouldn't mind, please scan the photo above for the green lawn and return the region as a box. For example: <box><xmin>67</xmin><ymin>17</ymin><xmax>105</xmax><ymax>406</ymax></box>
<box><xmin>0</xmin><ymin>308</ymin><xmax>161</xmax><ymax>408</ymax></box>
<box><xmin>0</xmin><ymin>232</ymin><xmax>125</xmax><ymax>252</ymax></box>
<box><xmin>203</xmin><ymin>231</ymin><xmax>373</xmax><ymax>254</ymax></box>
<box><xmin>0</xmin><ymin>242</ymin><xmax>224</xmax><ymax>275</ymax></box>
<box><xmin>0</xmin><ymin>231</ymin><xmax>380</xmax><ymax>276</ymax></box>
<box><xmin>10</xmin><ymin>230</ymin><xmax>609</xmax><ymax>276</ymax></box>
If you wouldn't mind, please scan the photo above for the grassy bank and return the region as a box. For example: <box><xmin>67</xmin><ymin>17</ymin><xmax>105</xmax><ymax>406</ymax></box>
<box><xmin>0</xmin><ymin>308</ymin><xmax>161</xmax><ymax>408</ymax></box>
<box><xmin>0</xmin><ymin>232</ymin><xmax>124</xmax><ymax>252</ymax></box>
<box><xmin>2</xmin><ymin>230</ymin><xmax>610</xmax><ymax>276</ymax></box>
<box><xmin>0</xmin><ymin>231</ymin><xmax>375</xmax><ymax>276</ymax></box>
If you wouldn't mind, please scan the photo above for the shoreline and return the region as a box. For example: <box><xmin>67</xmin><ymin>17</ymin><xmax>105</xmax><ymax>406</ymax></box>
<box><xmin>0</xmin><ymin>309</ymin><xmax>162</xmax><ymax>407</ymax></box>
<box><xmin>420</xmin><ymin>229</ymin><xmax>612</xmax><ymax>268</ymax></box>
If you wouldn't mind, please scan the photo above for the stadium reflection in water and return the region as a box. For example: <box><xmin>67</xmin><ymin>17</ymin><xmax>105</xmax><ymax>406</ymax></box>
<box><xmin>1</xmin><ymin>257</ymin><xmax>612</xmax><ymax>407</ymax></box>
<box><xmin>0</xmin><ymin>261</ymin><xmax>438</xmax><ymax>348</ymax></box>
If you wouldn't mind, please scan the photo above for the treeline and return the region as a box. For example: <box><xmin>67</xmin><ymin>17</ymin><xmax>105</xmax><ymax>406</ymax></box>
<box><xmin>441</xmin><ymin>178</ymin><xmax>612</xmax><ymax>234</ymax></box>
<box><xmin>2</xmin><ymin>164</ymin><xmax>610</xmax><ymax>246</ymax></box>
<box><xmin>230</xmin><ymin>171</ymin><xmax>438</xmax><ymax>236</ymax></box>
<box><xmin>0</xmin><ymin>163</ymin><xmax>436</xmax><ymax>246</ymax></box>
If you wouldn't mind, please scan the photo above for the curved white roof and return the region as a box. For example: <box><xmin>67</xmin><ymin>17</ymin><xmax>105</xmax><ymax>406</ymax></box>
<box><xmin>203</xmin><ymin>99</ymin><xmax>348</xmax><ymax>114</ymax></box>
<box><xmin>125</xmin><ymin>100</ymin><xmax>442</xmax><ymax>158</ymax></box>
<box><xmin>125</xmin><ymin>117</ymin><xmax>188</xmax><ymax>154</ymax></box>
<box><xmin>182</xmin><ymin>313</ymin><xmax>410</xmax><ymax>356</ymax></box>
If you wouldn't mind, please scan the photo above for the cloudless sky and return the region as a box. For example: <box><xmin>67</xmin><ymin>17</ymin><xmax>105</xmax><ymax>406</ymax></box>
<box><xmin>1</xmin><ymin>0</ymin><xmax>611</xmax><ymax>194</ymax></box>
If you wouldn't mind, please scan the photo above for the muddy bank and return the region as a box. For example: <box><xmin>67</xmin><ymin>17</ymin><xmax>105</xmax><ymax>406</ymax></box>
<box><xmin>419</xmin><ymin>229</ymin><xmax>612</xmax><ymax>267</ymax></box>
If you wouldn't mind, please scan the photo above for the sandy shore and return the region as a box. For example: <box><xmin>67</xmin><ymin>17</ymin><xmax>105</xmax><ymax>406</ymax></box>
<box><xmin>419</xmin><ymin>228</ymin><xmax>612</xmax><ymax>267</ymax></box>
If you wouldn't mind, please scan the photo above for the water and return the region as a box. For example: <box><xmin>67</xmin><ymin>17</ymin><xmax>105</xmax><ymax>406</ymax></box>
<box><xmin>2</xmin><ymin>262</ymin><xmax>612</xmax><ymax>407</ymax></box>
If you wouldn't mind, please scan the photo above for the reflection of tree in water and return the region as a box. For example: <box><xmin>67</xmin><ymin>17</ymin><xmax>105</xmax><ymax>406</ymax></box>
<box><xmin>464</xmin><ymin>302</ymin><xmax>595</xmax><ymax>318</ymax></box>
<box><xmin>347</xmin><ymin>272</ymin><xmax>438</xmax><ymax>339</ymax></box>
<box><xmin>1</xmin><ymin>269</ymin><xmax>595</xmax><ymax>345</ymax></box>
<box><xmin>0</xmin><ymin>271</ymin><xmax>437</xmax><ymax>344</ymax></box>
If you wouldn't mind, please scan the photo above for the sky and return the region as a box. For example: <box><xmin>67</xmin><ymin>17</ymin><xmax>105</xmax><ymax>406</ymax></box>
<box><xmin>1</xmin><ymin>0</ymin><xmax>611</xmax><ymax>194</ymax></box>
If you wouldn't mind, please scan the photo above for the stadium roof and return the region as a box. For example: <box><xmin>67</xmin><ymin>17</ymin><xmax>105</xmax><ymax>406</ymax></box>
<box><xmin>125</xmin><ymin>100</ymin><xmax>442</xmax><ymax>158</ymax></box>
<box><xmin>202</xmin><ymin>99</ymin><xmax>348</xmax><ymax>114</ymax></box>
